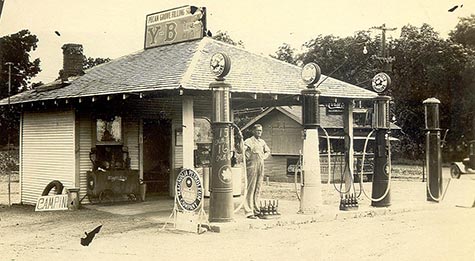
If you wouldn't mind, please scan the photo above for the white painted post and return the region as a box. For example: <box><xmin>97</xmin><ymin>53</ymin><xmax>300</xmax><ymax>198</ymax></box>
<box><xmin>182</xmin><ymin>96</ymin><xmax>194</xmax><ymax>169</ymax></box>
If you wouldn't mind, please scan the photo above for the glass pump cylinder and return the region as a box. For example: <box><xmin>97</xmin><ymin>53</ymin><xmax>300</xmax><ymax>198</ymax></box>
<box><xmin>301</xmin><ymin>88</ymin><xmax>320</xmax><ymax>129</ymax></box>
<box><xmin>373</xmin><ymin>96</ymin><xmax>390</xmax><ymax>129</ymax></box>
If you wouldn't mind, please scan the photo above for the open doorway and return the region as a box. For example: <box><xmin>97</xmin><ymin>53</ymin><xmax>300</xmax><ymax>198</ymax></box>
<box><xmin>143</xmin><ymin>118</ymin><xmax>171</xmax><ymax>196</ymax></box>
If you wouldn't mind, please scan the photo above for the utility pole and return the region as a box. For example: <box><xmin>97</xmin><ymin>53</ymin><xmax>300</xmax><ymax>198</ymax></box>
<box><xmin>371</xmin><ymin>24</ymin><xmax>397</xmax><ymax>72</ymax></box>
<box><xmin>5</xmin><ymin>61</ymin><xmax>12</xmax><ymax>207</ymax></box>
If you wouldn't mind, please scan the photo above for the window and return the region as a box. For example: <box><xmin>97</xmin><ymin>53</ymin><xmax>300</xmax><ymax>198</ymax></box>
<box><xmin>96</xmin><ymin>116</ymin><xmax>122</xmax><ymax>144</ymax></box>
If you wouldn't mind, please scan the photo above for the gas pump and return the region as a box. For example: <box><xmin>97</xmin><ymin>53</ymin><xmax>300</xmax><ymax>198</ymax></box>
<box><xmin>298</xmin><ymin>62</ymin><xmax>323</xmax><ymax>213</ymax></box>
<box><xmin>370</xmin><ymin>72</ymin><xmax>392</xmax><ymax>207</ymax></box>
<box><xmin>208</xmin><ymin>52</ymin><xmax>234</xmax><ymax>222</ymax></box>
<box><xmin>371</xmin><ymin>95</ymin><xmax>392</xmax><ymax>206</ymax></box>
<box><xmin>424</xmin><ymin>98</ymin><xmax>443</xmax><ymax>202</ymax></box>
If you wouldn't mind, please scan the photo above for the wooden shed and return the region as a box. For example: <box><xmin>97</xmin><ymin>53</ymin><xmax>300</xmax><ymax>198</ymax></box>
<box><xmin>241</xmin><ymin>106</ymin><xmax>400</xmax><ymax>182</ymax></box>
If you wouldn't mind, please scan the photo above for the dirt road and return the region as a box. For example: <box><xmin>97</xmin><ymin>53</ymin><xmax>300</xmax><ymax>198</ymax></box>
<box><xmin>1</xmin><ymin>168</ymin><xmax>474</xmax><ymax>261</ymax></box>
<box><xmin>1</xmin><ymin>203</ymin><xmax>474</xmax><ymax>261</ymax></box>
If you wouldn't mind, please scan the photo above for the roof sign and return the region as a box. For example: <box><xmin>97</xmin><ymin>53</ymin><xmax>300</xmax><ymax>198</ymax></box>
<box><xmin>144</xmin><ymin>5</ymin><xmax>206</xmax><ymax>49</ymax></box>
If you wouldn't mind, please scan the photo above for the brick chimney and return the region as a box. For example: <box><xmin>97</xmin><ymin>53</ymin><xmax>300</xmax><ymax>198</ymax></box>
<box><xmin>60</xmin><ymin>43</ymin><xmax>84</xmax><ymax>81</ymax></box>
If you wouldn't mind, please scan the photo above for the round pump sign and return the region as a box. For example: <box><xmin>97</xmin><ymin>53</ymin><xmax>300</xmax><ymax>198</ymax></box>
<box><xmin>176</xmin><ymin>168</ymin><xmax>203</xmax><ymax>212</ymax></box>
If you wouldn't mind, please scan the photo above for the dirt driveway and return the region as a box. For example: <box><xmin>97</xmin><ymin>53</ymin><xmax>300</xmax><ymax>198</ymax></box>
<box><xmin>1</xmin><ymin>201</ymin><xmax>474</xmax><ymax>261</ymax></box>
<box><xmin>1</xmin><ymin>168</ymin><xmax>474</xmax><ymax>260</ymax></box>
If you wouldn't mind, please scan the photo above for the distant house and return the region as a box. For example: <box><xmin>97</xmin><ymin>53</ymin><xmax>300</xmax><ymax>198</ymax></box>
<box><xmin>241</xmin><ymin>105</ymin><xmax>400</xmax><ymax>182</ymax></box>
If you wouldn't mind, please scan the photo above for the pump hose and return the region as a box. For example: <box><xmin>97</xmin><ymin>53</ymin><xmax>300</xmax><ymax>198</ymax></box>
<box><xmin>424</xmin><ymin>130</ymin><xmax>452</xmax><ymax>202</ymax></box>
<box><xmin>232</xmin><ymin>123</ymin><xmax>249</xmax><ymax>213</ymax></box>
<box><xmin>331</xmin><ymin>133</ymin><xmax>354</xmax><ymax>195</ymax></box>
<box><xmin>320</xmin><ymin>127</ymin><xmax>332</xmax><ymax>186</ymax></box>
<box><xmin>359</xmin><ymin>129</ymin><xmax>393</xmax><ymax>202</ymax></box>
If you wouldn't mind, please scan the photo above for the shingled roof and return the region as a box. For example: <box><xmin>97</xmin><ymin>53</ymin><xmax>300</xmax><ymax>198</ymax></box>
<box><xmin>0</xmin><ymin>37</ymin><xmax>377</xmax><ymax>105</ymax></box>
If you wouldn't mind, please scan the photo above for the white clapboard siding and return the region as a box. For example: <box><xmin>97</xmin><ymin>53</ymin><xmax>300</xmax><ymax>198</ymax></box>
<box><xmin>21</xmin><ymin>110</ymin><xmax>75</xmax><ymax>205</ymax></box>
<box><xmin>124</xmin><ymin>119</ymin><xmax>140</xmax><ymax>170</ymax></box>
<box><xmin>78</xmin><ymin>112</ymin><xmax>92</xmax><ymax>202</ymax></box>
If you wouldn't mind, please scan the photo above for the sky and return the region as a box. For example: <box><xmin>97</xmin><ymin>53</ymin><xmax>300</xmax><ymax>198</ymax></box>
<box><xmin>0</xmin><ymin>0</ymin><xmax>473</xmax><ymax>84</ymax></box>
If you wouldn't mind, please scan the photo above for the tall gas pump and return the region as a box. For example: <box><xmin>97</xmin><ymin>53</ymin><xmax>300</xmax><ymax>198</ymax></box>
<box><xmin>208</xmin><ymin>52</ymin><xmax>234</xmax><ymax>222</ymax></box>
<box><xmin>299</xmin><ymin>62</ymin><xmax>323</xmax><ymax>213</ymax></box>
<box><xmin>424</xmin><ymin>98</ymin><xmax>443</xmax><ymax>202</ymax></box>
<box><xmin>370</xmin><ymin>73</ymin><xmax>392</xmax><ymax>207</ymax></box>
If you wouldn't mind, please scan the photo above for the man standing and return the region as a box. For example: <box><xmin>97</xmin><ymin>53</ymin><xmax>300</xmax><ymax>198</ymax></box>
<box><xmin>243</xmin><ymin>124</ymin><xmax>270</xmax><ymax>219</ymax></box>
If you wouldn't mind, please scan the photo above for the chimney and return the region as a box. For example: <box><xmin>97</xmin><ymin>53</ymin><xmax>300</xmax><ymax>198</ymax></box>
<box><xmin>60</xmin><ymin>43</ymin><xmax>84</xmax><ymax>80</ymax></box>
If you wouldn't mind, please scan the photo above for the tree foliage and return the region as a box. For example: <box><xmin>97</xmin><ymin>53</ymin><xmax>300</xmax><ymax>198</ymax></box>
<box><xmin>270</xmin><ymin>43</ymin><xmax>297</xmax><ymax>65</ymax></box>
<box><xmin>83</xmin><ymin>57</ymin><xmax>111</xmax><ymax>70</ymax></box>
<box><xmin>392</xmin><ymin>24</ymin><xmax>475</xmax><ymax>160</ymax></box>
<box><xmin>0</xmin><ymin>29</ymin><xmax>41</xmax><ymax>99</ymax></box>
<box><xmin>0</xmin><ymin>30</ymin><xmax>41</xmax><ymax>147</ymax></box>
<box><xmin>297</xmin><ymin>31</ymin><xmax>383</xmax><ymax>88</ymax></box>
<box><xmin>449</xmin><ymin>14</ymin><xmax>475</xmax><ymax>48</ymax></box>
<box><xmin>212</xmin><ymin>31</ymin><xmax>244</xmax><ymax>48</ymax></box>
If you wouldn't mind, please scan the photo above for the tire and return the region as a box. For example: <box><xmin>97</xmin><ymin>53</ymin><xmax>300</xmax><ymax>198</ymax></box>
<box><xmin>41</xmin><ymin>180</ymin><xmax>64</xmax><ymax>196</ymax></box>
<box><xmin>450</xmin><ymin>165</ymin><xmax>461</xmax><ymax>179</ymax></box>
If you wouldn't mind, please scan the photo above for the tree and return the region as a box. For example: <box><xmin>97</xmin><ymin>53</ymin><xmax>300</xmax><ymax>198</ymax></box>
<box><xmin>449</xmin><ymin>14</ymin><xmax>475</xmax><ymax>48</ymax></box>
<box><xmin>296</xmin><ymin>31</ymin><xmax>382</xmax><ymax>88</ymax></box>
<box><xmin>0</xmin><ymin>29</ymin><xmax>41</xmax><ymax>99</ymax></box>
<box><xmin>270</xmin><ymin>43</ymin><xmax>297</xmax><ymax>65</ymax></box>
<box><xmin>274</xmin><ymin>23</ymin><xmax>475</xmax><ymax>161</ymax></box>
<box><xmin>0</xmin><ymin>30</ymin><xmax>41</xmax><ymax>147</ymax></box>
<box><xmin>212</xmin><ymin>31</ymin><xmax>244</xmax><ymax>48</ymax></box>
<box><xmin>390</xmin><ymin>24</ymin><xmax>474</xmax><ymax>160</ymax></box>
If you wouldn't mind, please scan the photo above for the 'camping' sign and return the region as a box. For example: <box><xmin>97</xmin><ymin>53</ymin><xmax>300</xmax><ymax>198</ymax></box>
<box><xmin>35</xmin><ymin>195</ymin><xmax>69</xmax><ymax>211</ymax></box>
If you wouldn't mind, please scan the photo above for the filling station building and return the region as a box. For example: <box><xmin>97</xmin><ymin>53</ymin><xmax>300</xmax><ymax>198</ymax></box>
<box><xmin>0</xmin><ymin>6</ymin><xmax>378</xmax><ymax>205</ymax></box>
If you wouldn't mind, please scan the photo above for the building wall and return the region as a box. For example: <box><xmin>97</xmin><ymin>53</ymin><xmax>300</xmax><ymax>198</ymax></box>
<box><xmin>20</xmin><ymin>110</ymin><xmax>76</xmax><ymax>204</ymax></box>
<box><xmin>249</xmin><ymin>109</ymin><xmax>358</xmax><ymax>183</ymax></box>
<box><xmin>253</xmin><ymin>110</ymin><xmax>302</xmax><ymax>155</ymax></box>
<box><xmin>78</xmin><ymin>111</ymin><xmax>93</xmax><ymax>202</ymax></box>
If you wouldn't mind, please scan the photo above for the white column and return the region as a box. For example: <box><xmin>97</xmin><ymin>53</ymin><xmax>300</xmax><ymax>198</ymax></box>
<box><xmin>300</xmin><ymin>128</ymin><xmax>323</xmax><ymax>212</ymax></box>
<box><xmin>182</xmin><ymin>96</ymin><xmax>194</xmax><ymax>169</ymax></box>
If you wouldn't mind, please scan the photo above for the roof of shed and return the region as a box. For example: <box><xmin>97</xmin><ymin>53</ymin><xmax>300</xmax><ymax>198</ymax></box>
<box><xmin>0</xmin><ymin>37</ymin><xmax>377</xmax><ymax>105</ymax></box>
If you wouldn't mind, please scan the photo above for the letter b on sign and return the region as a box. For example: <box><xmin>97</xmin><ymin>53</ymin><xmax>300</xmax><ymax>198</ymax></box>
<box><xmin>166</xmin><ymin>23</ymin><xmax>177</xmax><ymax>41</ymax></box>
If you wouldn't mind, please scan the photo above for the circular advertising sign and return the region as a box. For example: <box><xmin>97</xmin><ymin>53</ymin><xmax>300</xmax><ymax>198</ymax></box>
<box><xmin>371</xmin><ymin>72</ymin><xmax>391</xmax><ymax>93</ymax></box>
<box><xmin>175</xmin><ymin>168</ymin><xmax>203</xmax><ymax>212</ymax></box>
